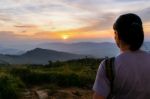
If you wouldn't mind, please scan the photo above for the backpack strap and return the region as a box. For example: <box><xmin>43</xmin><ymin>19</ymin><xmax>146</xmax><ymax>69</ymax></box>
<box><xmin>105</xmin><ymin>57</ymin><xmax>115</xmax><ymax>99</ymax></box>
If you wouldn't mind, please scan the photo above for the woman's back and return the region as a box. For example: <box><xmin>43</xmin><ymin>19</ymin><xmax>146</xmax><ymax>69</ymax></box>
<box><xmin>93</xmin><ymin>13</ymin><xmax>149</xmax><ymax>99</ymax></box>
<box><xmin>114</xmin><ymin>50</ymin><xmax>150</xmax><ymax>99</ymax></box>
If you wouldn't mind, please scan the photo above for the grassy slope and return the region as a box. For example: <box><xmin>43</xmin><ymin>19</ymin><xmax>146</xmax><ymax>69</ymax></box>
<box><xmin>0</xmin><ymin>58</ymin><xmax>103</xmax><ymax>99</ymax></box>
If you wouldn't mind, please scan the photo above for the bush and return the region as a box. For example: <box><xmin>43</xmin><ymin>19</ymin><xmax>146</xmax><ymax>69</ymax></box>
<box><xmin>10</xmin><ymin>68</ymin><xmax>93</xmax><ymax>88</ymax></box>
<box><xmin>9</xmin><ymin>58</ymin><xmax>101</xmax><ymax>89</ymax></box>
<box><xmin>0</xmin><ymin>73</ymin><xmax>24</xmax><ymax>99</ymax></box>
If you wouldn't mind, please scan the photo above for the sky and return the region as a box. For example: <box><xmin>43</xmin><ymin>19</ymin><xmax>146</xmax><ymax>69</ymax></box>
<box><xmin>0</xmin><ymin>0</ymin><xmax>150</xmax><ymax>46</ymax></box>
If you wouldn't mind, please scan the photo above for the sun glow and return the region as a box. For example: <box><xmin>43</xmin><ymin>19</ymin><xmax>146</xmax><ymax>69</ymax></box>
<box><xmin>62</xmin><ymin>34</ymin><xmax>69</xmax><ymax>40</ymax></box>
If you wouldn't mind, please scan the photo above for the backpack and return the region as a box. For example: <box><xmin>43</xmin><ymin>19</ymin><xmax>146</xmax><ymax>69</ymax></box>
<box><xmin>105</xmin><ymin>57</ymin><xmax>115</xmax><ymax>99</ymax></box>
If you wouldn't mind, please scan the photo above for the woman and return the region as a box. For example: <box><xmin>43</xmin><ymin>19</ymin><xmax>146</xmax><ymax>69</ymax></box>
<box><xmin>93</xmin><ymin>13</ymin><xmax>150</xmax><ymax>99</ymax></box>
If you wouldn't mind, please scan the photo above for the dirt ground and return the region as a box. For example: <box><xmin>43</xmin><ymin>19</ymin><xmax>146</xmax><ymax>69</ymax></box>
<box><xmin>21</xmin><ymin>88</ymin><xmax>93</xmax><ymax>99</ymax></box>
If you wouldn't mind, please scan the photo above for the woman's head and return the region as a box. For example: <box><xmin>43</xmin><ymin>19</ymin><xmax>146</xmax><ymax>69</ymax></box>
<box><xmin>113</xmin><ymin>13</ymin><xmax>144</xmax><ymax>51</ymax></box>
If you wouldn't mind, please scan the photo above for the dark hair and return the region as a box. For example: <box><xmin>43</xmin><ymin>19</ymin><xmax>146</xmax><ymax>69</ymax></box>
<box><xmin>113</xmin><ymin>13</ymin><xmax>144</xmax><ymax>51</ymax></box>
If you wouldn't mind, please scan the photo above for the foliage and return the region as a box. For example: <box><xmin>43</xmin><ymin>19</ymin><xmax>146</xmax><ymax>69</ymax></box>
<box><xmin>0</xmin><ymin>58</ymin><xmax>104</xmax><ymax>98</ymax></box>
<box><xmin>0</xmin><ymin>73</ymin><xmax>25</xmax><ymax>99</ymax></box>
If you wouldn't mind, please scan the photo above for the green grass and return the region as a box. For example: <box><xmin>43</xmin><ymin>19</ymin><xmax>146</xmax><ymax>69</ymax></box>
<box><xmin>0</xmin><ymin>58</ymin><xmax>103</xmax><ymax>98</ymax></box>
<box><xmin>0</xmin><ymin>73</ymin><xmax>25</xmax><ymax>99</ymax></box>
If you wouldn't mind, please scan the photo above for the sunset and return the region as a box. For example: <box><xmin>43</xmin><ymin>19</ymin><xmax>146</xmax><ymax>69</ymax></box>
<box><xmin>1</xmin><ymin>0</ymin><xmax>150</xmax><ymax>99</ymax></box>
<box><xmin>62</xmin><ymin>34</ymin><xmax>70</xmax><ymax>40</ymax></box>
<box><xmin>0</xmin><ymin>0</ymin><xmax>150</xmax><ymax>46</ymax></box>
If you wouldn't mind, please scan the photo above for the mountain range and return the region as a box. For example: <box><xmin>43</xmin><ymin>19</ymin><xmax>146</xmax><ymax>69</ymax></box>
<box><xmin>0</xmin><ymin>42</ymin><xmax>149</xmax><ymax>64</ymax></box>
<box><xmin>0</xmin><ymin>47</ymin><xmax>24</xmax><ymax>55</ymax></box>
<box><xmin>0</xmin><ymin>48</ymin><xmax>85</xmax><ymax>64</ymax></box>
<box><xmin>37</xmin><ymin>42</ymin><xmax>120</xmax><ymax>58</ymax></box>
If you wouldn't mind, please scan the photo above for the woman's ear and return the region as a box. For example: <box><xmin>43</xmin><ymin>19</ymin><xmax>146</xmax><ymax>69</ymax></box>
<box><xmin>114</xmin><ymin>31</ymin><xmax>119</xmax><ymax>42</ymax></box>
<box><xmin>114</xmin><ymin>31</ymin><xmax>120</xmax><ymax>48</ymax></box>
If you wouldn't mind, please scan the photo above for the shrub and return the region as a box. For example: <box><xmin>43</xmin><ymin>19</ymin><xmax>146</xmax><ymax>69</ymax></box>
<box><xmin>0</xmin><ymin>73</ymin><xmax>24</xmax><ymax>99</ymax></box>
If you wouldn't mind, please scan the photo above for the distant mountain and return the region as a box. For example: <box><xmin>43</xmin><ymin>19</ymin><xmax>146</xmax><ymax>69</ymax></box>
<box><xmin>37</xmin><ymin>42</ymin><xmax>120</xmax><ymax>58</ymax></box>
<box><xmin>0</xmin><ymin>42</ymin><xmax>149</xmax><ymax>65</ymax></box>
<box><xmin>141</xmin><ymin>42</ymin><xmax>150</xmax><ymax>52</ymax></box>
<box><xmin>0</xmin><ymin>59</ymin><xmax>9</xmax><ymax>65</ymax></box>
<box><xmin>1</xmin><ymin>42</ymin><xmax>149</xmax><ymax>57</ymax></box>
<box><xmin>0</xmin><ymin>48</ymin><xmax>85</xmax><ymax>64</ymax></box>
<box><xmin>37</xmin><ymin>42</ymin><xmax>150</xmax><ymax>58</ymax></box>
<box><xmin>0</xmin><ymin>48</ymin><xmax>24</xmax><ymax>55</ymax></box>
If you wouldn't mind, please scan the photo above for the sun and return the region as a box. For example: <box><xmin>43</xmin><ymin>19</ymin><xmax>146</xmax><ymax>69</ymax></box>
<box><xmin>62</xmin><ymin>34</ymin><xmax>69</xmax><ymax>40</ymax></box>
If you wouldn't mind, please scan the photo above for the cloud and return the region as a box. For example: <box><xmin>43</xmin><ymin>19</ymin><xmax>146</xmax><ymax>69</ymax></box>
<box><xmin>136</xmin><ymin>7</ymin><xmax>150</xmax><ymax>22</ymax></box>
<box><xmin>0</xmin><ymin>31</ymin><xmax>60</xmax><ymax>46</ymax></box>
<box><xmin>0</xmin><ymin>31</ymin><xmax>26</xmax><ymax>40</ymax></box>
<box><xmin>0</xmin><ymin>31</ymin><xmax>26</xmax><ymax>46</ymax></box>
<box><xmin>30</xmin><ymin>31</ymin><xmax>59</xmax><ymax>40</ymax></box>
<box><xmin>115</xmin><ymin>0</ymin><xmax>148</xmax><ymax>2</ymax></box>
<box><xmin>0</xmin><ymin>0</ymin><xmax>150</xmax><ymax>43</ymax></box>
<box><xmin>0</xmin><ymin>30</ymin><xmax>61</xmax><ymax>41</ymax></box>
<box><xmin>56</xmin><ymin>12</ymin><xmax>116</xmax><ymax>34</ymax></box>
<box><xmin>61</xmin><ymin>0</ymin><xmax>150</xmax><ymax>33</ymax></box>
<box><xmin>15</xmin><ymin>24</ymin><xmax>37</xmax><ymax>28</ymax></box>
<box><xmin>0</xmin><ymin>15</ymin><xmax>12</xmax><ymax>22</ymax></box>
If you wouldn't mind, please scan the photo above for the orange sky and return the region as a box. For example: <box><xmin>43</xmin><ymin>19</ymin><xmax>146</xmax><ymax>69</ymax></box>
<box><xmin>0</xmin><ymin>0</ymin><xmax>150</xmax><ymax>44</ymax></box>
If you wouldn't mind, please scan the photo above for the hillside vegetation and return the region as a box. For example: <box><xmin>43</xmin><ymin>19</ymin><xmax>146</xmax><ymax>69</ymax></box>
<box><xmin>0</xmin><ymin>58</ymin><xmax>104</xmax><ymax>99</ymax></box>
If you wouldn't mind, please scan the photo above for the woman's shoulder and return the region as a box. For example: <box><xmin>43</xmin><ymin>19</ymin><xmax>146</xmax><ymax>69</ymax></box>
<box><xmin>115</xmin><ymin>50</ymin><xmax>150</xmax><ymax>64</ymax></box>
<box><xmin>116</xmin><ymin>50</ymin><xmax>149</xmax><ymax>58</ymax></box>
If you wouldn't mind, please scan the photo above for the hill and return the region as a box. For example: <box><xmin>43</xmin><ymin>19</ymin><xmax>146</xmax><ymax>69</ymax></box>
<box><xmin>37</xmin><ymin>42</ymin><xmax>120</xmax><ymax>57</ymax></box>
<box><xmin>1</xmin><ymin>42</ymin><xmax>150</xmax><ymax>57</ymax></box>
<box><xmin>0</xmin><ymin>47</ymin><xmax>24</xmax><ymax>55</ymax></box>
<box><xmin>0</xmin><ymin>48</ymin><xmax>86</xmax><ymax>64</ymax></box>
